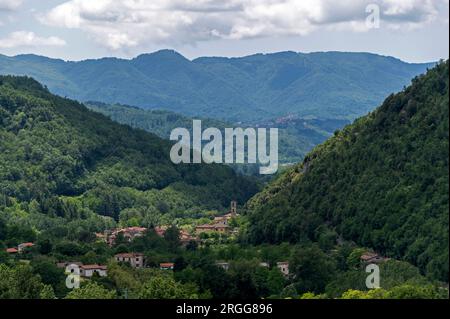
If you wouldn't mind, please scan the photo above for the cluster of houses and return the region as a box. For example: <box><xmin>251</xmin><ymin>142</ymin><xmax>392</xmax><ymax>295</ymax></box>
<box><xmin>56</xmin><ymin>256</ymin><xmax>290</xmax><ymax>280</ymax></box>
<box><xmin>52</xmin><ymin>250</ymin><xmax>389</xmax><ymax>281</ymax></box>
<box><xmin>95</xmin><ymin>226</ymin><xmax>147</xmax><ymax>246</ymax></box>
<box><xmin>56</xmin><ymin>253</ymin><xmax>176</xmax><ymax>278</ymax></box>
<box><xmin>195</xmin><ymin>201</ymin><xmax>238</xmax><ymax>235</ymax></box>
<box><xmin>92</xmin><ymin>201</ymin><xmax>240</xmax><ymax>248</ymax></box>
<box><xmin>154</xmin><ymin>226</ymin><xmax>199</xmax><ymax>246</ymax></box>
<box><xmin>114</xmin><ymin>253</ymin><xmax>174</xmax><ymax>270</ymax></box>
<box><xmin>4</xmin><ymin>200</ymin><xmax>393</xmax><ymax>288</ymax></box>
<box><xmin>5</xmin><ymin>242</ymin><xmax>34</xmax><ymax>254</ymax></box>
<box><xmin>96</xmin><ymin>225</ymin><xmax>200</xmax><ymax>247</ymax></box>
<box><xmin>16</xmin><ymin>201</ymin><xmax>294</xmax><ymax>280</ymax></box>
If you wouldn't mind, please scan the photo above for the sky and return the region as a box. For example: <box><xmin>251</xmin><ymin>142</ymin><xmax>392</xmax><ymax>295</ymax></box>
<box><xmin>0</xmin><ymin>0</ymin><xmax>448</xmax><ymax>63</ymax></box>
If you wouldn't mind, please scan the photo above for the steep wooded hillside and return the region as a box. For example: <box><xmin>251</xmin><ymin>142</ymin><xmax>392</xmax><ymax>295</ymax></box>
<box><xmin>0</xmin><ymin>76</ymin><xmax>259</xmax><ymax>224</ymax></box>
<box><xmin>246</xmin><ymin>61</ymin><xmax>449</xmax><ymax>281</ymax></box>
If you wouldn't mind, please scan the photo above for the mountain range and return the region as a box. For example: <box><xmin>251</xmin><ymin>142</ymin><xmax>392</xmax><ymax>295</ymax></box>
<box><xmin>0</xmin><ymin>50</ymin><xmax>434</xmax><ymax>123</ymax></box>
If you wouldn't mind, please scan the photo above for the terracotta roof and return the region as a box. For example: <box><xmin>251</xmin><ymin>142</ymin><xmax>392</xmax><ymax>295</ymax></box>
<box><xmin>6</xmin><ymin>248</ymin><xmax>18</xmax><ymax>253</ymax></box>
<box><xmin>360</xmin><ymin>252</ymin><xmax>379</xmax><ymax>261</ymax></box>
<box><xmin>160</xmin><ymin>263</ymin><xmax>174</xmax><ymax>268</ymax></box>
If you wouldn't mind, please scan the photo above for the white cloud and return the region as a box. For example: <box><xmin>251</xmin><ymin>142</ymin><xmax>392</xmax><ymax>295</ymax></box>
<box><xmin>0</xmin><ymin>0</ymin><xmax>22</xmax><ymax>11</ymax></box>
<box><xmin>0</xmin><ymin>31</ymin><xmax>66</xmax><ymax>49</ymax></box>
<box><xmin>38</xmin><ymin>0</ymin><xmax>447</xmax><ymax>50</ymax></box>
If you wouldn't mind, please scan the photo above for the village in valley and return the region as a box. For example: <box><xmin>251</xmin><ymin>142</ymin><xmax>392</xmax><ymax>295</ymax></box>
<box><xmin>4</xmin><ymin>200</ymin><xmax>391</xmax><ymax>284</ymax></box>
<box><xmin>2</xmin><ymin>201</ymin><xmax>286</xmax><ymax>279</ymax></box>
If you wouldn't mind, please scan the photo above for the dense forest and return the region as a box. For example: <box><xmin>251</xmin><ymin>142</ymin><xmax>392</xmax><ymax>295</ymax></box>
<box><xmin>246</xmin><ymin>61</ymin><xmax>449</xmax><ymax>282</ymax></box>
<box><xmin>0</xmin><ymin>75</ymin><xmax>260</xmax><ymax>226</ymax></box>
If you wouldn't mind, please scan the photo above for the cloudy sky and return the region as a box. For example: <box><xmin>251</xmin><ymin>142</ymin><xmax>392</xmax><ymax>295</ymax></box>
<box><xmin>0</xmin><ymin>0</ymin><xmax>448</xmax><ymax>62</ymax></box>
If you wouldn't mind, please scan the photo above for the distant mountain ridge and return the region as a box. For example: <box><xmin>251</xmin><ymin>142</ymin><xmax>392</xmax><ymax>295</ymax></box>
<box><xmin>0</xmin><ymin>50</ymin><xmax>434</xmax><ymax>123</ymax></box>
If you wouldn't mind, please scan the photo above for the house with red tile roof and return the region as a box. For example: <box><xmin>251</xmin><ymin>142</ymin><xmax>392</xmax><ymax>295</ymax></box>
<box><xmin>106</xmin><ymin>227</ymin><xmax>147</xmax><ymax>246</ymax></box>
<box><xmin>360</xmin><ymin>252</ymin><xmax>389</xmax><ymax>264</ymax></box>
<box><xmin>18</xmin><ymin>242</ymin><xmax>34</xmax><ymax>252</ymax></box>
<box><xmin>80</xmin><ymin>264</ymin><xmax>108</xmax><ymax>277</ymax></box>
<box><xmin>154</xmin><ymin>226</ymin><xmax>198</xmax><ymax>245</ymax></box>
<box><xmin>195</xmin><ymin>223</ymin><xmax>230</xmax><ymax>235</ymax></box>
<box><xmin>5</xmin><ymin>242</ymin><xmax>34</xmax><ymax>254</ymax></box>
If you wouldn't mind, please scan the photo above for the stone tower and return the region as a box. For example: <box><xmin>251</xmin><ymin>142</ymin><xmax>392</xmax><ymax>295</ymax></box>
<box><xmin>230</xmin><ymin>201</ymin><xmax>237</xmax><ymax>216</ymax></box>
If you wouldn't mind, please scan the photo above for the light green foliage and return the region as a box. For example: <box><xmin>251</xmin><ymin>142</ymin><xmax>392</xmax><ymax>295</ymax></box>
<box><xmin>0</xmin><ymin>264</ymin><xmax>53</xmax><ymax>299</ymax></box>
<box><xmin>341</xmin><ymin>284</ymin><xmax>446</xmax><ymax>299</ymax></box>
<box><xmin>65</xmin><ymin>282</ymin><xmax>116</xmax><ymax>299</ymax></box>
<box><xmin>138</xmin><ymin>275</ymin><xmax>199</xmax><ymax>299</ymax></box>
<box><xmin>346</xmin><ymin>248</ymin><xmax>366</xmax><ymax>269</ymax></box>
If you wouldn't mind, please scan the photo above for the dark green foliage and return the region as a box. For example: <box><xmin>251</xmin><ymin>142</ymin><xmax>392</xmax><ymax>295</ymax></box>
<box><xmin>0</xmin><ymin>75</ymin><xmax>260</xmax><ymax>224</ymax></box>
<box><xmin>290</xmin><ymin>244</ymin><xmax>337</xmax><ymax>294</ymax></box>
<box><xmin>246</xmin><ymin>61</ymin><xmax>449</xmax><ymax>281</ymax></box>
<box><xmin>164</xmin><ymin>225</ymin><xmax>181</xmax><ymax>252</ymax></box>
<box><xmin>0</xmin><ymin>264</ymin><xmax>55</xmax><ymax>299</ymax></box>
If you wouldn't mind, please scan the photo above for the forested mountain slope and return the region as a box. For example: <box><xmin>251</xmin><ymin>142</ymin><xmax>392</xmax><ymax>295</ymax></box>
<box><xmin>86</xmin><ymin>101</ymin><xmax>346</xmax><ymax>164</ymax></box>
<box><xmin>85</xmin><ymin>101</ymin><xmax>227</xmax><ymax>143</ymax></box>
<box><xmin>245</xmin><ymin>61</ymin><xmax>449</xmax><ymax>281</ymax></box>
<box><xmin>0</xmin><ymin>51</ymin><xmax>433</xmax><ymax>123</ymax></box>
<box><xmin>0</xmin><ymin>76</ymin><xmax>259</xmax><ymax>224</ymax></box>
